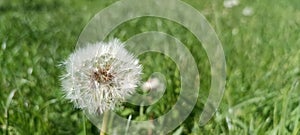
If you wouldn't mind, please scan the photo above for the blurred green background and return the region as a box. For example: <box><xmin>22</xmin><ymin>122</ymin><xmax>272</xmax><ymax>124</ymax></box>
<box><xmin>0</xmin><ymin>0</ymin><xmax>300</xmax><ymax>134</ymax></box>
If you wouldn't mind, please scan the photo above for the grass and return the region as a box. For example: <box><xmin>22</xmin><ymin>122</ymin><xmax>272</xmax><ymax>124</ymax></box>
<box><xmin>0</xmin><ymin>0</ymin><xmax>300</xmax><ymax>134</ymax></box>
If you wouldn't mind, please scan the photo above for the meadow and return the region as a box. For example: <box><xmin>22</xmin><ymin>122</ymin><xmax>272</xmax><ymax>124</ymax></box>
<box><xmin>0</xmin><ymin>0</ymin><xmax>300</xmax><ymax>134</ymax></box>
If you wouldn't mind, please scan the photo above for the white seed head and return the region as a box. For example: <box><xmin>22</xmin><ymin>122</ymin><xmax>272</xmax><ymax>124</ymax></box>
<box><xmin>141</xmin><ymin>78</ymin><xmax>161</xmax><ymax>92</ymax></box>
<box><xmin>223</xmin><ymin>0</ymin><xmax>239</xmax><ymax>8</ymax></box>
<box><xmin>242</xmin><ymin>7</ymin><xmax>254</xmax><ymax>16</ymax></box>
<box><xmin>61</xmin><ymin>39</ymin><xmax>142</xmax><ymax>115</ymax></box>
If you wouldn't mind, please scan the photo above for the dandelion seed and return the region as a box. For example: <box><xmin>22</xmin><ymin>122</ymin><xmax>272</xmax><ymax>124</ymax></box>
<box><xmin>61</xmin><ymin>39</ymin><xmax>142</xmax><ymax>115</ymax></box>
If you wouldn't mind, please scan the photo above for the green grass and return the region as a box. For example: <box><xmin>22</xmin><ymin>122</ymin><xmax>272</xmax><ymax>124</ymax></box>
<box><xmin>1</xmin><ymin>0</ymin><xmax>300</xmax><ymax>134</ymax></box>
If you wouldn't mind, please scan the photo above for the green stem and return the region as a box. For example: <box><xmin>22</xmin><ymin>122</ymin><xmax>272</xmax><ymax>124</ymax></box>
<box><xmin>100</xmin><ymin>112</ymin><xmax>109</xmax><ymax>135</ymax></box>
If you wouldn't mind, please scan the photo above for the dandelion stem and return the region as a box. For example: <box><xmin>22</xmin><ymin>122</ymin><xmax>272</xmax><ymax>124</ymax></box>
<box><xmin>100</xmin><ymin>112</ymin><xmax>109</xmax><ymax>135</ymax></box>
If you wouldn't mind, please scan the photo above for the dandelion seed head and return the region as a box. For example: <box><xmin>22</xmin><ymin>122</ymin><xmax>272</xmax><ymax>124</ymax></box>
<box><xmin>224</xmin><ymin>0</ymin><xmax>239</xmax><ymax>8</ymax></box>
<box><xmin>242</xmin><ymin>7</ymin><xmax>254</xmax><ymax>16</ymax></box>
<box><xmin>61</xmin><ymin>39</ymin><xmax>142</xmax><ymax>114</ymax></box>
<box><xmin>142</xmin><ymin>78</ymin><xmax>161</xmax><ymax>92</ymax></box>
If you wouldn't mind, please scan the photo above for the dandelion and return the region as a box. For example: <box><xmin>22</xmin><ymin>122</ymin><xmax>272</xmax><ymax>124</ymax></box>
<box><xmin>232</xmin><ymin>28</ymin><xmax>239</xmax><ymax>36</ymax></box>
<box><xmin>142</xmin><ymin>78</ymin><xmax>160</xmax><ymax>92</ymax></box>
<box><xmin>61</xmin><ymin>39</ymin><xmax>142</xmax><ymax>115</ymax></box>
<box><xmin>223</xmin><ymin>0</ymin><xmax>239</xmax><ymax>8</ymax></box>
<box><xmin>242</xmin><ymin>7</ymin><xmax>254</xmax><ymax>16</ymax></box>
